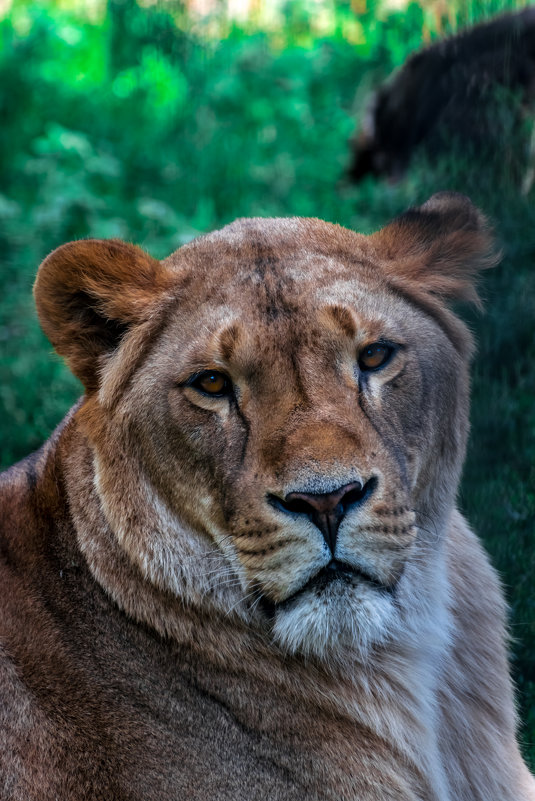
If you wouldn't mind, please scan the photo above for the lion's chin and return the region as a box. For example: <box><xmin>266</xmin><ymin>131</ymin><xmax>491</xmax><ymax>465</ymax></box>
<box><xmin>269</xmin><ymin>570</ymin><xmax>397</xmax><ymax>663</ymax></box>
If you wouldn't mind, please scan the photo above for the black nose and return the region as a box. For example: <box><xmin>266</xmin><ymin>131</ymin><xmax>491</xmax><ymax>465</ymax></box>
<box><xmin>269</xmin><ymin>479</ymin><xmax>376</xmax><ymax>553</ymax></box>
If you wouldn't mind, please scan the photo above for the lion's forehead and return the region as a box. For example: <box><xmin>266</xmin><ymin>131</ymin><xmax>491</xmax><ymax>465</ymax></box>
<box><xmin>164</xmin><ymin>264</ymin><xmax>411</xmax><ymax>358</ymax></box>
<box><xmin>157</xmin><ymin>224</ymin><xmax>445</xmax><ymax>378</ymax></box>
<box><xmin>167</xmin><ymin>243</ymin><xmax>395</xmax><ymax>331</ymax></box>
<box><xmin>166</xmin><ymin>217</ymin><xmax>380</xmax><ymax>295</ymax></box>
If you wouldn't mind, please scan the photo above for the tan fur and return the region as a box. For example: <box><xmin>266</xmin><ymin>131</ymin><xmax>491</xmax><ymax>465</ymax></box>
<box><xmin>1</xmin><ymin>192</ymin><xmax>534</xmax><ymax>800</ymax></box>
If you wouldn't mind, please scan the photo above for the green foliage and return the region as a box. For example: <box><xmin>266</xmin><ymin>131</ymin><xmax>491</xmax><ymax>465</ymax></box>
<box><xmin>0</xmin><ymin>0</ymin><xmax>533</xmax><ymax>769</ymax></box>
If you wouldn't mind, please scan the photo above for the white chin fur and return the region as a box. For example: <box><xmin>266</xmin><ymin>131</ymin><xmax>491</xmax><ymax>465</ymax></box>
<box><xmin>270</xmin><ymin>579</ymin><xmax>396</xmax><ymax>662</ymax></box>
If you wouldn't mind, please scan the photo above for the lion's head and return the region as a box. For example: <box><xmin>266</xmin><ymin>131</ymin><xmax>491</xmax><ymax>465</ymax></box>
<box><xmin>34</xmin><ymin>192</ymin><xmax>497</xmax><ymax>662</ymax></box>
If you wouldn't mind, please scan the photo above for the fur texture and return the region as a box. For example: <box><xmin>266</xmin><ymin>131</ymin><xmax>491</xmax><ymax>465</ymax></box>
<box><xmin>1</xmin><ymin>192</ymin><xmax>534</xmax><ymax>800</ymax></box>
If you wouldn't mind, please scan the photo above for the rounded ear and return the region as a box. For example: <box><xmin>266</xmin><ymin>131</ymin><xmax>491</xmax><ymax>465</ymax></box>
<box><xmin>34</xmin><ymin>238</ymin><xmax>171</xmax><ymax>392</ymax></box>
<box><xmin>370</xmin><ymin>192</ymin><xmax>501</xmax><ymax>307</ymax></box>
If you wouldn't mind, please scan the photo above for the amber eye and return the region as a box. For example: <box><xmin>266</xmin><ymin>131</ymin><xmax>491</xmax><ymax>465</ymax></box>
<box><xmin>189</xmin><ymin>371</ymin><xmax>232</xmax><ymax>397</ymax></box>
<box><xmin>358</xmin><ymin>342</ymin><xmax>394</xmax><ymax>372</ymax></box>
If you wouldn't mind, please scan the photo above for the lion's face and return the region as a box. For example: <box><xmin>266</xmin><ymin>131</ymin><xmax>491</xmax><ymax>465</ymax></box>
<box><xmin>34</xmin><ymin>195</ymin><xmax>497</xmax><ymax>660</ymax></box>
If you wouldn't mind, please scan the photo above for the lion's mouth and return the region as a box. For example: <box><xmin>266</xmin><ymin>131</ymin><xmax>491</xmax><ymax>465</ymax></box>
<box><xmin>260</xmin><ymin>559</ymin><xmax>396</xmax><ymax>617</ymax></box>
<box><xmin>300</xmin><ymin>559</ymin><xmax>396</xmax><ymax>596</ymax></box>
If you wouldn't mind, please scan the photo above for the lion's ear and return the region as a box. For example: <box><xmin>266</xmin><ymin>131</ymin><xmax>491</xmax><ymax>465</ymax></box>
<box><xmin>34</xmin><ymin>238</ymin><xmax>170</xmax><ymax>392</ymax></box>
<box><xmin>370</xmin><ymin>192</ymin><xmax>500</xmax><ymax>307</ymax></box>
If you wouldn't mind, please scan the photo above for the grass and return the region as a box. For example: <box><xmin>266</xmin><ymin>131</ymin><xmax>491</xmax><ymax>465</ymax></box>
<box><xmin>0</xmin><ymin>0</ymin><xmax>534</xmax><ymax>768</ymax></box>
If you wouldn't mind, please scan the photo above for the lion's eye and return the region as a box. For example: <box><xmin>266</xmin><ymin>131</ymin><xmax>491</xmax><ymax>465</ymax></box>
<box><xmin>358</xmin><ymin>343</ymin><xmax>394</xmax><ymax>372</ymax></box>
<box><xmin>189</xmin><ymin>371</ymin><xmax>232</xmax><ymax>397</ymax></box>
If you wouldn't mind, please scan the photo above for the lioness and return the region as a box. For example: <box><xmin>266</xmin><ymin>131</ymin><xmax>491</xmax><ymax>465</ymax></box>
<box><xmin>1</xmin><ymin>193</ymin><xmax>534</xmax><ymax>801</ymax></box>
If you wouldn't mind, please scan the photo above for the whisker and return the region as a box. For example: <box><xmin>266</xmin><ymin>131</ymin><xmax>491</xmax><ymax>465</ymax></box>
<box><xmin>198</xmin><ymin>577</ymin><xmax>245</xmax><ymax>602</ymax></box>
<box><xmin>177</xmin><ymin>534</ymin><xmax>236</xmax><ymax>562</ymax></box>
<box><xmin>197</xmin><ymin>565</ymin><xmax>236</xmax><ymax>578</ymax></box>
<box><xmin>412</xmin><ymin>508</ymin><xmax>441</xmax><ymax>544</ymax></box>
<box><xmin>225</xmin><ymin>587</ymin><xmax>260</xmax><ymax>617</ymax></box>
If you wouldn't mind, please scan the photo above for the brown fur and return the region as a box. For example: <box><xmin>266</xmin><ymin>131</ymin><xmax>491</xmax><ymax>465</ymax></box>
<box><xmin>1</xmin><ymin>193</ymin><xmax>534</xmax><ymax>800</ymax></box>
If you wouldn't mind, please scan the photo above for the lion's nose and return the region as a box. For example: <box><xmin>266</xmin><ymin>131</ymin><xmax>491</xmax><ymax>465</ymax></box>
<box><xmin>269</xmin><ymin>479</ymin><xmax>376</xmax><ymax>554</ymax></box>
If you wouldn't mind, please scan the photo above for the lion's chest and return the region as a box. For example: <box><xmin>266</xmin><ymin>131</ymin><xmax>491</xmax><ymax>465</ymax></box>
<box><xmin>2</xmin><ymin>571</ymin><xmax>430</xmax><ymax>801</ymax></box>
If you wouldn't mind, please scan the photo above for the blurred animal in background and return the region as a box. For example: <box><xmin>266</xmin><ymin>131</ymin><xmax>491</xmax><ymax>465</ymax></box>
<box><xmin>348</xmin><ymin>8</ymin><xmax>535</xmax><ymax>188</ymax></box>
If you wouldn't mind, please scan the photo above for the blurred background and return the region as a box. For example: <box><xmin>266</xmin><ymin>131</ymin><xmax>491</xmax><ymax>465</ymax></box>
<box><xmin>0</xmin><ymin>0</ymin><xmax>533</xmax><ymax>768</ymax></box>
